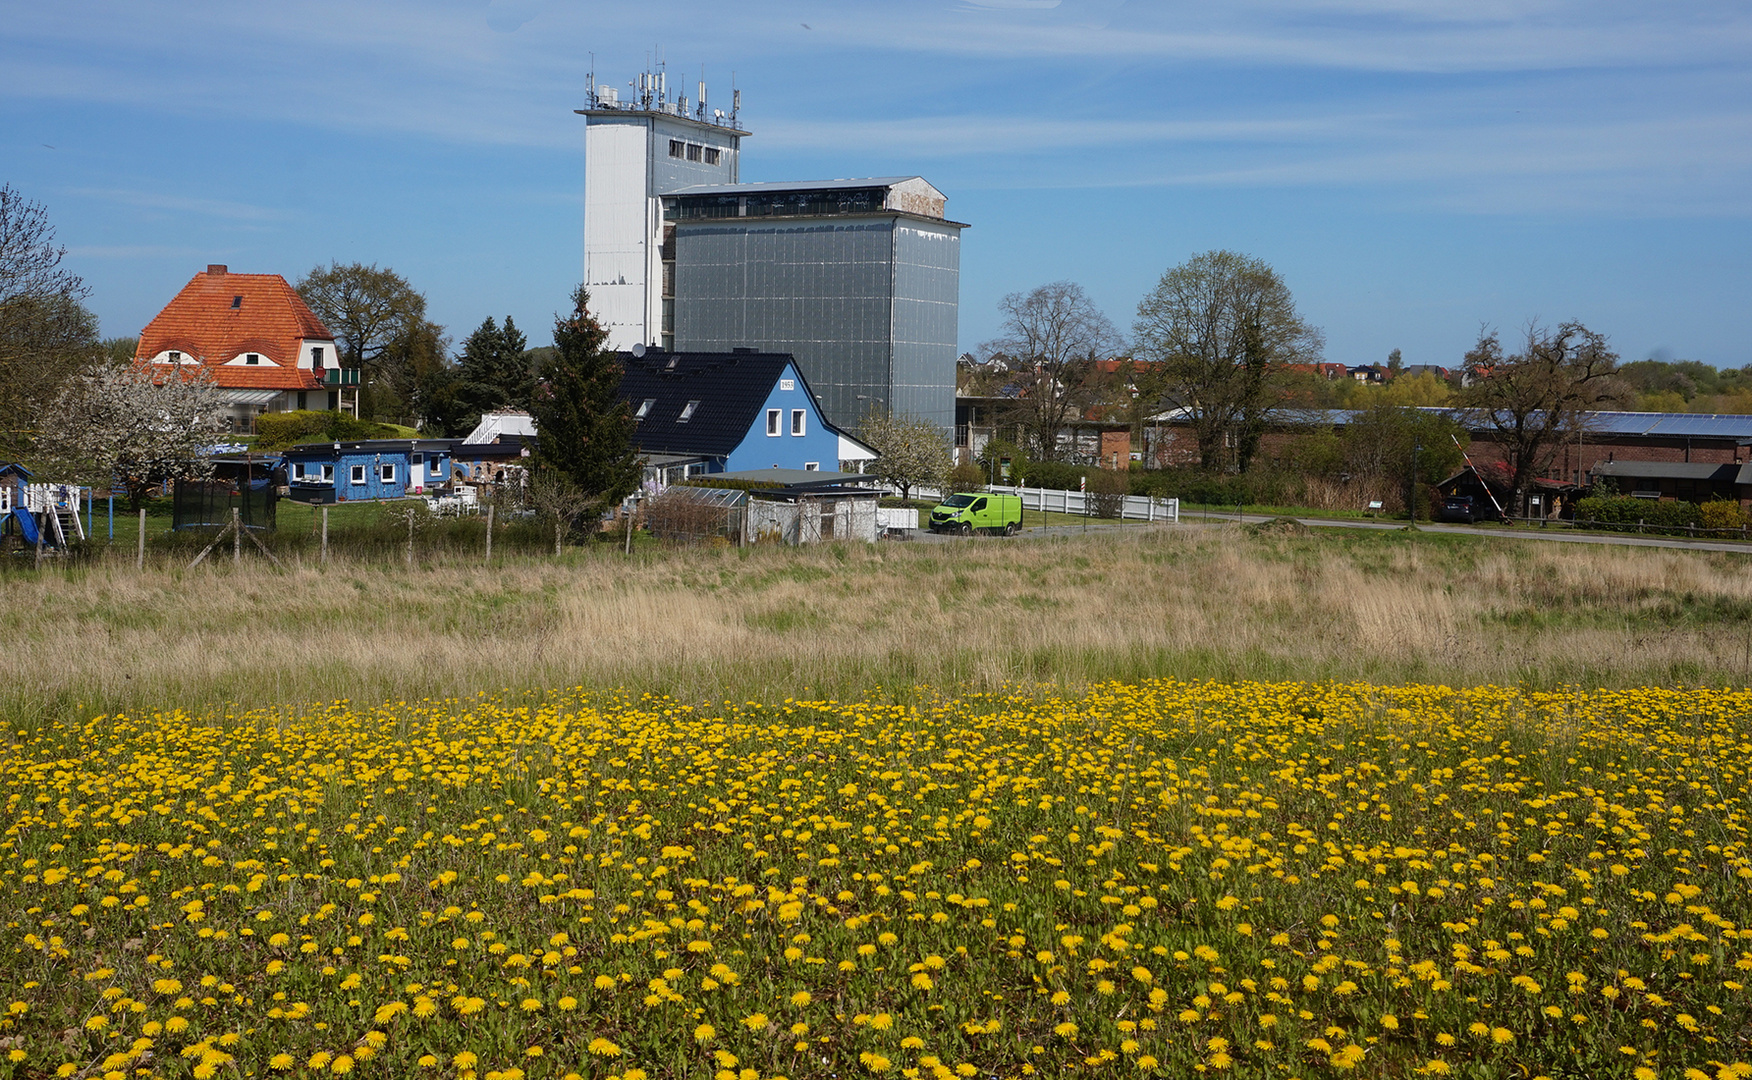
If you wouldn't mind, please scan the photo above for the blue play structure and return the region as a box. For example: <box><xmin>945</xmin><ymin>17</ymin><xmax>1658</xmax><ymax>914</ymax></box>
<box><xmin>1</xmin><ymin>463</ymin><xmax>91</xmax><ymax>553</ymax></box>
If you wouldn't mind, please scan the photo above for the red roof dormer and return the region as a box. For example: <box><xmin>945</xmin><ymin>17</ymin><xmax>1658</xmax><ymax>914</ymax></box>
<box><xmin>135</xmin><ymin>266</ymin><xmax>338</xmax><ymax>391</ymax></box>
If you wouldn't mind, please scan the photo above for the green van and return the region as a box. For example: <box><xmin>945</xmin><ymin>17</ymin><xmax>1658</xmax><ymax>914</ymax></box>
<box><xmin>928</xmin><ymin>492</ymin><xmax>1022</xmax><ymax>536</ymax></box>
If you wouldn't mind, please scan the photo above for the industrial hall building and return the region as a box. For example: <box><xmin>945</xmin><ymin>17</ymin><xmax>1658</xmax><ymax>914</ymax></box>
<box><xmin>578</xmin><ymin>66</ymin><xmax>964</xmax><ymax>436</ymax></box>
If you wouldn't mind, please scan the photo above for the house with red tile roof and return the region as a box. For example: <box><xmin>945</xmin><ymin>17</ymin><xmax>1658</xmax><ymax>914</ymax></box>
<box><xmin>135</xmin><ymin>264</ymin><xmax>358</xmax><ymax>429</ymax></box>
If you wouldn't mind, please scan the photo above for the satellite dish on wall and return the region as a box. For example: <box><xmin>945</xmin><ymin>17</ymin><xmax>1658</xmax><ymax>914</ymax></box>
<box><xmin>631</xmin><ymin>342</ymin><xmax>647</xmax><ymax>357</ymax></box>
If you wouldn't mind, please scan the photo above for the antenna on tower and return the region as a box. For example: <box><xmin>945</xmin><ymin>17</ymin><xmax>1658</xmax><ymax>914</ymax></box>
<box><xmin>586</xmin><ymin>52</ymin><xmax>595</xmax><ymax>108</ymax></box>
<box><xmin>731</xmin><ymin>72</ymin><xmax>741</xmax><ymax>129</ymax></box>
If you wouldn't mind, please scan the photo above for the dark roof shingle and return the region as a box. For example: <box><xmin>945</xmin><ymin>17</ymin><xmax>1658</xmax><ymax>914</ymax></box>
<box><xmin>618</xmin><ymin>350</ymin><xmax>799</xmax><ymax>459</ymax></box>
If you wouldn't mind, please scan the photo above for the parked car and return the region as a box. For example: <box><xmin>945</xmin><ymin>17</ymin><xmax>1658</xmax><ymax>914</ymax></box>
<box><xmin>929</xmin><ymin>492</ymin><xmax>1022</xmax><ymax>536</ymax></box>
<box><xmin>1437</xmin><ymin>495</ymin><xmax>1477</xmax><ymax>524</ymax></box>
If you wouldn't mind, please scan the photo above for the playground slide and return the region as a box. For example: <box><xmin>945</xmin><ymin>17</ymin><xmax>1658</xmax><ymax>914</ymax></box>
<box><xmin>9</xmin><ymin>505</ymin><xmax>39</xmax><ymax>545</ymax></box>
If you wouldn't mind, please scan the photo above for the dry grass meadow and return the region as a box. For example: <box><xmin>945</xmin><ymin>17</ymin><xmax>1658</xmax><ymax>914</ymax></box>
<box><xmin>4</xmin><ymin>523</ymin><xmax>1750</xmax><ymax>728</ymax></box>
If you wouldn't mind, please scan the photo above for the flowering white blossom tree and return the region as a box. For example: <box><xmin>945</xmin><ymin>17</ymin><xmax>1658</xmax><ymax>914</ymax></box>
<box><xmin>857</xmin><ymin>412</ymin><xmax>951</xmax><ymax>505</ymax></box>
<box><xmin>39</xmin><ymin>364</ymin><xmax>222</xmax><ymax>507</ymax></box>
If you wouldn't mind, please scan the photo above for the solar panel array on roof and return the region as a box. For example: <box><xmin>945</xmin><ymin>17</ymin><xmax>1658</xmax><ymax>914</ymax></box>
<box><xmin>1588</xmin><ymin>413</ymin><xmax>1752</xmax><ymax>438</ymax></box>
<box><xmin>1243</xmin><ymin>408</ymin><xmax>1752</xmax><ymax>440</ymax></box>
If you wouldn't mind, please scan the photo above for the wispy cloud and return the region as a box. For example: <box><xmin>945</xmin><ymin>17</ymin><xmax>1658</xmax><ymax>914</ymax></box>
<box><xmin>67</xmin><ymin>188</ymin><xmax>288</xmax><ymax>223</ymax></box>
<box><xmin>66</xmin><ymin>244</ymin><xmax>219</xmax><ymax>259</ymax></box>
<box><xmin>760</xmin><ymin>112</ymin><xmax>1400</xmax><ymax>155</ymax></box>
<box><xmin>4</xmin><ymin>0</ymin><xmax>1749</xmax><ymax>216</ymax></box>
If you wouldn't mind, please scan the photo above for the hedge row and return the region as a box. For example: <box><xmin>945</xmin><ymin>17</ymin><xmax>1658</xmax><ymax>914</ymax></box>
<box><xmin>254</xmin><ymin>411</ymin><xmax>404</xmax><ymax>450</ymax></box>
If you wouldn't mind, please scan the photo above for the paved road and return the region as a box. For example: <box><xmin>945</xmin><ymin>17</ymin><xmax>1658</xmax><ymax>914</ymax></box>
<box><xmin>900</xmin><ymin>513</ymin><xmax>1752</xmax><ymax>555</ymax></box>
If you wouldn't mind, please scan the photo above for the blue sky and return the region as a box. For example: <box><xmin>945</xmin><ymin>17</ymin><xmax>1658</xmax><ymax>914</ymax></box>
<box><xmin>5</xmin><ymin>0</ymin><xmax>1750</xmax><ymax>370</ymax></box>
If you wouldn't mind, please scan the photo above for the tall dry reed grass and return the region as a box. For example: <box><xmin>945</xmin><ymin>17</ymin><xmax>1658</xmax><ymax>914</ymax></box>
<box><xmin>2</xmin><ymin>525</ymin><xmax>1747</xmax><ymax>727</ymax></box>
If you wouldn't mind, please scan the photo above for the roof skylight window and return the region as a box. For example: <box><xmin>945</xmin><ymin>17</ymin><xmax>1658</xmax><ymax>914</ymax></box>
<box><xmin>678</xmin><ymin>400</ymin><xmax>700</xmax><ymax>422</ymax></box>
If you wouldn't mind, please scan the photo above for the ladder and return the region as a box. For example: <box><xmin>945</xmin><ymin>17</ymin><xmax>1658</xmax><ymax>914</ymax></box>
<box><xmin>54</xmin><ymin>505</ymin><xmax>85</xmax><ymax>544</ymax></box>
<box><xmin>23</xmin><ymin>485</ymin><xmax>86</xmax><ymax>549</ymax></box>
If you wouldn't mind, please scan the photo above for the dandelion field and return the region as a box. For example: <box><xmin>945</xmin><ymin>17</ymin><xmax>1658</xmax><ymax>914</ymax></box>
<box><xmin>3</xmin><ymin>680</ymin><xmax>1750</xmax><ymax>1080</ymax></box>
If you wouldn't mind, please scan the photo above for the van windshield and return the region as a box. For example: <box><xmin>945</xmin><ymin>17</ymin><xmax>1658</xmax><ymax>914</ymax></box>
<box><xmin>939</xmin><ymin>494</ymin><xmax>975</xmax><ymax>508</ymax></box>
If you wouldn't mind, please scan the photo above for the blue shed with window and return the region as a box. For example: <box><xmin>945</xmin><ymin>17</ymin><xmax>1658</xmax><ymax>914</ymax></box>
<box><xmin>618</xmin><ymin>349</ymin><xmax>875</xmax><ymax>475</ymax></box>
<box><xmin>281</xmin><ymin>440</ymin><xmax>454</xmax><ymax>503</ymax></box>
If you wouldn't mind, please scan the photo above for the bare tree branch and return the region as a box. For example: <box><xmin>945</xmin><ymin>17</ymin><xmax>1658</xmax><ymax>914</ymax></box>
<box><xmin>1458</xmin><ymin>320</ymin><xmax>1629</xmax><ymax>514</ymax></box>
<box><xmin>981</xmin><ymin>282</ymin><xmax>1122</xmax><ymax>461</ymax></box>
<box><xmin>1133</xmin><ymin>251</ymin><xmax>1322</xmax><ymax>472</ymax></box>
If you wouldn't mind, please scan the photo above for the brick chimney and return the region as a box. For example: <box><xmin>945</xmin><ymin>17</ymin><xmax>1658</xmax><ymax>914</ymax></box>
<box><xmin>207</xmin><ymin>264</ymin><xmax>227</xmax><ymax>276</ymax></box>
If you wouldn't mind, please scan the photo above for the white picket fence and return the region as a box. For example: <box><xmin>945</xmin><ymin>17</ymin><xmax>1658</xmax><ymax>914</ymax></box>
<box><xmin>905</xmin><ymin>485</ymin><xmax>1179</xmax><ymax>524</ymax></box>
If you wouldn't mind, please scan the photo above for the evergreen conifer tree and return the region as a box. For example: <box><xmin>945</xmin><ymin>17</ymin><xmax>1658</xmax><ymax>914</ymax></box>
<box><xmin>457</xmin><ymin>315</ymin><xmax>532</xmax><ymax>411</ymax></box>
<box><xmin>531</xmin><ymin>287</ymin><xmax>641</xmax><ymax>510</ymax></box>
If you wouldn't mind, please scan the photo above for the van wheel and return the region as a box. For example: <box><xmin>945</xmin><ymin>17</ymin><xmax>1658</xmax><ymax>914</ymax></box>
<box><xmin>961</xmin><ymin>523</ymin><xmax>972</xmax><ymax>537</ymax></box>
<box><xmin>1005</xmin><ymin>521</ymin><xmax>1020</xmax><ymax>536</ymax></box>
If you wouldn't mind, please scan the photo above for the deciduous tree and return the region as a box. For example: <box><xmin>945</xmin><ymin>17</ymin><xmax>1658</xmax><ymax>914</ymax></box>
<box><xmin>524</xmin><ymin>468</ymin><xmax>595</xmax><ymax>556</ymax></box>
<box><xmin>981</xmin><ymin>282</ymin><xmax>1122</xmax><ymax>461</ymax></box>
<box><xmin>531</xmin><ymin>287</ymin><xmax>641</xmax><ymax>513</ymax></box>
<box><xmin>0</xmin><ymin>184</ymin><xmax>98</xmax><ymax>459</ymax></box>
<box><xmin>857</xmin><ymin>412</ymin><xmax>951</xmax><ymax>505</ymax></box>
<box><xmin>38</xmin><ymin>365</ymin><xmax>221</xmax><ymax>507</ymax></box>
<box><xmin>295</xmin><ymin>262</ymin><xmax>441</xmax><ymax>420</ymax></box>
<box><xmin>1458</xmin><ymin>320</ymin><xmax>1628</xmax><ymax>514</ymax></box>
<box><xmin>1133</xmin><ymin>251</ymin><xmax>1323</xmax><ymax>472</ymax></box>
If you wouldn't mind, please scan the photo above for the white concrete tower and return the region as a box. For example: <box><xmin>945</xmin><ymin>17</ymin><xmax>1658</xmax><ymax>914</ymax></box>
<box><xmin>578</xmin><ymin>68</ymin><xmax>746</xmax><ymax>351</ymax></box>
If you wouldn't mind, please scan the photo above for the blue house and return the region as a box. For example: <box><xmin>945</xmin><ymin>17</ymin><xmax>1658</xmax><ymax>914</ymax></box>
<box><xmin>281</xmin><ymin>439</ymin><xmax>455</xmax><ymax>503</ymax></box>
<box><xmin>617</xmin><ymin>349</ymin><xmax>875</xmax><ymax>478</ymax></box>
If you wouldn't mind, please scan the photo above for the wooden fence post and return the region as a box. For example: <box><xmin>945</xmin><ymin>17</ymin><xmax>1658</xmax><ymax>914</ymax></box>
<box><xmin>232</xmin><ymin>507</ymin><xmax>241</xmax><ymax>564</ymax></box>
<box><xmin>321</xmin><ymin>506</ymin><xmax>329</xmax><ymax>565</ymax></box>
<box><xmin>484</xmin><ymin>503</ymin><xmax>494</xmax><ymax>564</ymax></box>
<box><xmin>136</xmin><ymin>507</ymin><xmax>146</xmax><ymax>570</ymax></box>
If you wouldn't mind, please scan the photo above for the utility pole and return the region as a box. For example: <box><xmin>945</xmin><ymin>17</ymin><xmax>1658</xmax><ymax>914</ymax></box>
<box><xmin>1410</xmin><ymin>443</ymin><xmax>1422</xmax><ymax>522</ymax></box>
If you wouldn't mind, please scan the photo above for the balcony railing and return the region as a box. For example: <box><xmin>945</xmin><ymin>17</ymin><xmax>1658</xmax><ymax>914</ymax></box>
<box><xmin>320</xmin><ymin>368</ymin><xmax>360</xmax><ymax>388</ymax></box>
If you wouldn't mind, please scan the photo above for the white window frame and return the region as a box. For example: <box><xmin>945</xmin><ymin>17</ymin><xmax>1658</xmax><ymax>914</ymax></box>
<box><xmin>678</xmin><ymin>400</ymin><xmax>699</xmax><ymax>422</ymax></box>
<box><xmin>804</xmin><ymin>462</ymin><xmax>819</xmax><ymax>472</ymax></box>
<box><xmin>429</xmin><ymin>457</ymin><xmax>442</xmax><ymax>475</ymax></box>
<box><xmin>380</xmin><ymin>463</ymin><xmax>396</xmax><ymax>484</ymax></box>
<box><xmin>791</xmin><ymin>409</ymin><xmax>806</xmax><ymax>436</ymax></box>
<box><xmin>767</xmin><ymin>408</ymin><xmax>781</xmax><ymax>437</ymax></box>
<box><xmin>349</xmin><ymin>464</ymin><xmax>366</xmax><ymax>485</ymax></box>
<box><xmin>635</xmin><ymin>398</ymin><xmax>656</xmax><ymax>419</ymax></box>
<box><xmin>245</xmin><ymin>353</ymin><xmax>260</xmax><ymax>365</ymax></box>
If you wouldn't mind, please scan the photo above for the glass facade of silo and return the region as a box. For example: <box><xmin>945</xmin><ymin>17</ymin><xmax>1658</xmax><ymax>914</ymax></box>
<box><xmin>672</xmin><ymin>214</ymin><xmax>959</xmax><ymax>435</ymax></box>
<box><xmin>890</xmin><ymin>221</ymin><xmax>961</xmax><ymax>431</ymax></box>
